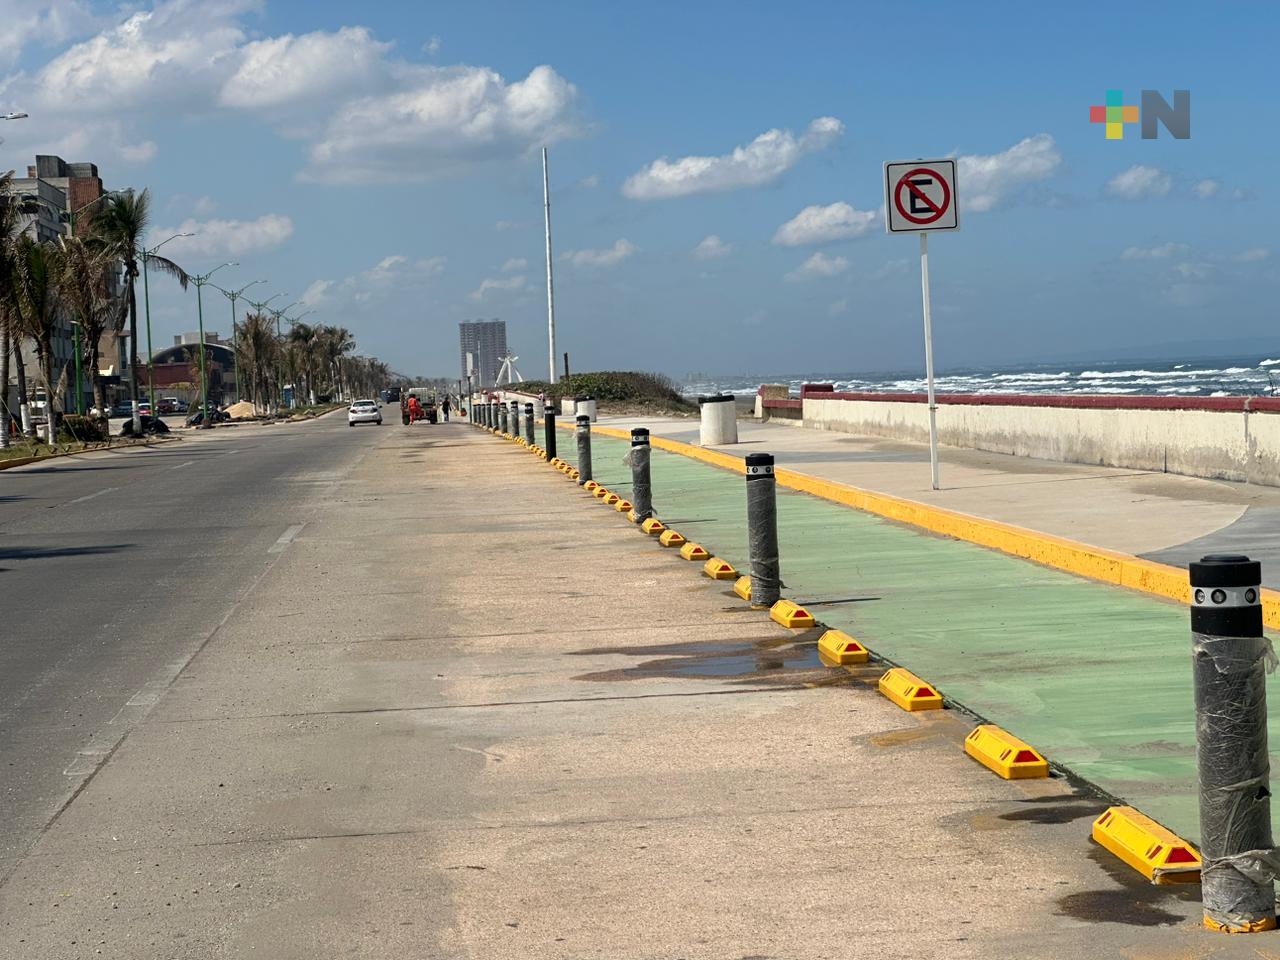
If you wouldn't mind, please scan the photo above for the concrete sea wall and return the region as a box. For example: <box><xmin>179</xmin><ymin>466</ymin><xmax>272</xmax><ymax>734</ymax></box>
<box><xmin>761</xmin><ymin>387</ymin><xmax>1280</xmax><ymax>487</ymax></box>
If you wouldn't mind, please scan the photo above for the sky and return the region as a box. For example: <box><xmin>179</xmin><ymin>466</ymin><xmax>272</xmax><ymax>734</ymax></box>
<box><xmin>0</xmin><ymin>0</ymin><xmax>1274</xmax><ymax>382</ymax></box>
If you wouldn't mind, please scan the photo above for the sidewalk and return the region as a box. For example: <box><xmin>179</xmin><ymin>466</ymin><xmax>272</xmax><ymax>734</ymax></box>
<box><xmin>0</xmin><ymin>422</ymin><xmax>1246</xmax><ymax>959</ymax></box>
<box><xmin>600</xmin><ymin>414</ymin><xmax>1280</xmax><ymax>583</ymax></box>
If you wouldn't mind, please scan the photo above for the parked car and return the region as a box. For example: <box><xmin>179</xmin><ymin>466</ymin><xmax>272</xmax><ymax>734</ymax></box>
<box><xmin>137</xmin><ymin>400</ymin><xmax>153</xmax><ymax>418</ymax></box>
<box><xmin>348</xmin><ymin>399</ymin><xmax>383</xmax><ymax>427</ymax></box>
<box><xmin>109</xmin><ymin>401</ymin><xmax>133</xmax><ymax>418</ymax></box>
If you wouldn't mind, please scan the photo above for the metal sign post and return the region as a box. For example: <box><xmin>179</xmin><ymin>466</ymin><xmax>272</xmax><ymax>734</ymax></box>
<box><xmin>884</xmin><ymin>158</ymin><xmax>959</xmax><ymax>491</ymax></box>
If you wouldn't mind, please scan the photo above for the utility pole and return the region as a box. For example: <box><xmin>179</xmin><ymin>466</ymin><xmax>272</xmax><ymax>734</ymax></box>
<box><xmin>189</xmin><ymin>261</ymin><xmax>237</xmax><ymax>427</ymax></box>
<box><xmin>245</xmin><ymin>293</ymin><xmax>285</xmax><ymax>412</ymax></box>
<box><xmin>140</xmin><ymin>232</ymin><xmax>192</xmax><ymax>413</ymax></box>
<box><xmin>542</xmin><ymin>147</ymin><xmax>558</xmax><ymax>384</ymax></box>
<box><xmin>215</xmin><ymin>279</ymin><xmax>266</xmax><ymax>404</ymax></box>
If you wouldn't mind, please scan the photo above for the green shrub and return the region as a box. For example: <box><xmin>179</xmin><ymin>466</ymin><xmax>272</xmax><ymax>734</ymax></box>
<box><xmin>58</xmin><ymin>414</ymin><xmax>109</xmax><ymax>443</ymax></box>
<box><xmin>518</xmin><ymin>371</ymin><xmax>693</xmax><ymax>409</ymax></box>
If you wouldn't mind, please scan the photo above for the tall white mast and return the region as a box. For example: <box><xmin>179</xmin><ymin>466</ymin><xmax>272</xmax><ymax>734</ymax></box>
<box><xmin>542</xmin><ymin>146</ymin><xmax>558</xmax><ymax>384</ymax></box>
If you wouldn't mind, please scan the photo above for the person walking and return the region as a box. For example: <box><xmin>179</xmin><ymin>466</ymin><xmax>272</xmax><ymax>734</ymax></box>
<box><xmin>441</xmin><ymin>394</ymin><xmax>451</xmax><ymax>422</ymax></box>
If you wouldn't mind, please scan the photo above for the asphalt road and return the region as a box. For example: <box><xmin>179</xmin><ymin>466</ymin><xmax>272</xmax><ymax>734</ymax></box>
<box><xmin>0</xmin><ymin>412</ymin><xmax>386</xmax><ymax>881</ymax></box>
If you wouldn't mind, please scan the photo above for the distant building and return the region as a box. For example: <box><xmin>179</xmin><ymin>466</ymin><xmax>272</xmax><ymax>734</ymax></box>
<box><xmin>2</xmin><ymin>154</ymin><xmax>123</xmax><ymax>415</ymax></box>
<box><xmin>459</xmin><ymin>319</ymin><xmax>507</xmax><ymax>387</ymax></box>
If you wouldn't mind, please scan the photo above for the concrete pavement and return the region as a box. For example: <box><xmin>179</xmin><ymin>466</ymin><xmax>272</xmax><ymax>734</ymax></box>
<box><xmin>2</xmin><ymin>419</ymin><xmax>1269</xmax><ymax>958</ymax></box>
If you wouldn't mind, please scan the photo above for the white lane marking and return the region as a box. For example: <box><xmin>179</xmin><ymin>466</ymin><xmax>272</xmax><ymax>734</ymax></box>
<box><xmin>268</xmin><ymin>523</ymin><xmax>306</xmax><ymax>554</ymax></box>
<box><xmin>65</xmin><ymin>487</ymin><xmax>117</xmax><ymax>506</ymax></box>
<box><xmin>168</xmin><ymin>460</ymin><xmax>195</xmax><ymax>470</ymax></box>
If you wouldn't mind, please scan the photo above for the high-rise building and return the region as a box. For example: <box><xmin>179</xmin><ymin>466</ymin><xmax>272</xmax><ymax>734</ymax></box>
<box><xmin>459</xmin><ymin>319</ymin><xmax>507</xmax><ymax>387</ymax></box>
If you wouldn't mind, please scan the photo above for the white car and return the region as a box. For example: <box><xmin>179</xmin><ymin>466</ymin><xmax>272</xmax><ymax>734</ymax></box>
<box><xmin>347</xmin><ymin>399</ymin><xmax>382</xmax><ymax>426</ymax></box>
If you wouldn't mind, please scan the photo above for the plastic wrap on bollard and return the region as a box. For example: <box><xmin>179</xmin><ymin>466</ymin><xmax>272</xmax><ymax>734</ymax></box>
<box><xmin>746</xmin><ymin>457</ymin><xmax>780</xmax><ymax>605</ymax></box>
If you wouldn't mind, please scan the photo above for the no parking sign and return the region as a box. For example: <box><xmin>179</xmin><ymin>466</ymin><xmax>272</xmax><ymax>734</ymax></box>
<box><xmin>884</xmin><ymin>159</ymin><xmax>959</xmax><ymax>233</ymax></box>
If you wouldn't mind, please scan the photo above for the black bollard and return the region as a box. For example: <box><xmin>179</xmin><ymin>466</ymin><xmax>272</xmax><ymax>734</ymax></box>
<box><xmin>544</xmin><ymin>409</ymin><xmax>557</xmax><ymax>460</ymax></box>
<box><xmin>575</xmin><ymin>414</ymin><xmax>593</xmax><ymax>484</ymax></box>
<box><xmin>745</xmin><ymin>452</ymin><xmax>780</xmax><ymax>608</ymax></box>
<box><xmin>524</xmin><ymin>403</ymin><xmax>535</xmax><ymax>446</ymax></box>
<box><xmin>1190</xmin><ymin>554</ymin><xmax>1277</xmax><ymax>933</ymax></box>
<box><xmin>498</xmin><ymin>403</ymin><xmax>507</xmax><ymax>434</ymax></box>
<box><xmin>509</xmin><ymin>401</ymin><xmax>520</xmax><ymax>438</ymax></box>
<box><xmin>631</xmin><ymin>428</ymin><xmax>653</xmax><ymax>521</ymax></box>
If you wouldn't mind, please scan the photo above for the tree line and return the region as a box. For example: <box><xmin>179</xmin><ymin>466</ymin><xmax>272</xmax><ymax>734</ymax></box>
<box><xmin>0</xmin><ymin>173</ymin><xmax>395</xmax><ymax>446</ymax></box>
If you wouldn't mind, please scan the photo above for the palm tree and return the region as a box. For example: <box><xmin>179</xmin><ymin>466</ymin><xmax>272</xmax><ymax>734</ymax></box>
<box><xmin>12</xmin><ymin>236</ymin><xmax>64</xmax><ymax>444</ymax></box>
<box><xmin>288</xmin><ymin>322</ymin><xmax>319</xmax><ymax>403</ymax></box>
<box><xmin>319</xmin><ymin>325</ymin><xmax>356</xmax><ymax>400</ymax></box>
<box><xmin>93</xmin><ymin>190</ymin><xmax>186</xmax><ymax>415</ymax></box>
<box><xmin>0</xmin><ymin>173</ymin><xmax>23</xmax><ymax>448</ymax></box>
<box><xmin>59</xmin><ymin>235</ymin><xmax>126</xmax><ymax>418</ymax></box>
<box><xmin>235</xmin><ymin>311</ymin><xmax>278</xmax><ymax>413</ymax></box>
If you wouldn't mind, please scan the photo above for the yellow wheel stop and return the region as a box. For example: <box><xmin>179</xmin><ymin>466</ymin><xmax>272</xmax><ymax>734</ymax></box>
<box><xmin>817</xmin><ymin>629</ymin><xmax>867</xmax><ymax>664</ymax></box>
<box><xmin>963</xmin><ymin>725</ymin><xmax>1049</xmax><ymax>779</ymax></box>
<box><xmin>769</xmin><ymin>599</ymin><xmax>815</xmax><ymax>629</ymax></box>
<box><xmin>1091</xmin><ymin>807</ymin><xmax>1201</xmax><ymax>885</ymax></box>
<box><xmin>878</xmin><ymin>667</ymin><xmax>943</xmax><ymax>712</ymax></box>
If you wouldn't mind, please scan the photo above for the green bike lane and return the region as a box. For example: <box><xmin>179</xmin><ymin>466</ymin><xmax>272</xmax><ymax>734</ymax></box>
<box><xmin>541</xmin><ymin>424</ymin><xmax>1267</xmax><ymax>845</ymax></box>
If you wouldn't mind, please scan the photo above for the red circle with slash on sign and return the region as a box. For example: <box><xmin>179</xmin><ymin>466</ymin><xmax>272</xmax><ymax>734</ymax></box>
<box><xmin>894</xmin><ymin>167</ymin><xmax>951</xmax><ymax>225</ymax></box>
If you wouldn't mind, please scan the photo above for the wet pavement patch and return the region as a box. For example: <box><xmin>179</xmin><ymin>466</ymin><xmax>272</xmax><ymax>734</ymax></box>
<box><xmin>997</xmin><ymin>798</ymin><xmax>1107</xmax><ymax>825</ymax></box>
<box><xmin>570</xmin><ymin>636</ymin><xmax>832</xmax><ymax>683</ymax></box>
<box><xmin>1052</xmin><ymin>846</ymin><xmax>1200</xmax><ymax>926</ymax></box>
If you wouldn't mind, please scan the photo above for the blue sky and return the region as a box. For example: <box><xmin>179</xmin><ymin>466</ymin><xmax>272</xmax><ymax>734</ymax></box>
<box><xmin>1</xmin><ymin>0</ymin><xmax>1273</xmax><ymax>380</ymax></box>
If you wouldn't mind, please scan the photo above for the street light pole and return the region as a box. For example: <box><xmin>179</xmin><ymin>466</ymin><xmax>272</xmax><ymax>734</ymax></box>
<box><xmin>269</xmin><ymin>303</ymin><xmax>300</xmax><ymax>407</ymax></box>
<box><xmin>190</xmin><ymin>261</ymin><xmax>237</xmax><ymax>428</ymax></box>
<box><xmin>244</xmin><ymin>293</ymin><xmax>286</xmax><ymax>412</ymax></box>
<box><xmin>214</xmin><ymin>279</ymin><xmax>265</xmax><ymax>404</ymax></box>
<box><xmin>140</xmin><ymin>232</ymin><xmax>193</xmax><ymax>412</ymax></box>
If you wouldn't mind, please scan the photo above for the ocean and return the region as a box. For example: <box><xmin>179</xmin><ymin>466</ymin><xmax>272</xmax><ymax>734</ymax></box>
<box><xmin>681</xmin><ymin>355</ymin><xmax>1280</xmax><ymax>400</ymax></box>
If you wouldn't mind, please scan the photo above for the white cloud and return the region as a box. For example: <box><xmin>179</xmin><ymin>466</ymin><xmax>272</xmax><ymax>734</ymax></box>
<box><xmin>470</xmin><ymin>274</ymin><xmax>526</xmax><ymax>300</ymax></box>
<box><xmin>827</xmin><ymin>298</ymin><xmax>848</xmax><ymax>316</ymax></box>
<box><xmin>220</xmin><ymin>26</ymin><xmax>392</xmax><ymax>110</ymax></box>
<box><xmin>30</xmin><ymin>0</ymin><xmax>252</xmax><ymax>113</ymax></box>
<box><xmin>501</xmin><ymin>257</ymin><xmax>528</xmax><ymax>272</ymax></box>
<box><xmin>193</xmin><ymin>195</ymin><xmax>217</xmax><ymax>215</ymax></box>
<box><xmin>1120</xmin><ymin>242</ymin><xmax>1188</xmax><ymax>260</ymax></box>
<box><xmin>785</xmin><ymin>251</ymin><xmax>849</xmax><ymax>282</ymax></box>
<box><xmin>577</xmin><ymin>174</ymin><xmax>600</xmax><ymax>189</ymax></box>
<box><xmin>1106</xmin><ymin>164</ymin><xmax>1173</xmax><ymax>200</ymax></box>
<box><xmin>870</xmin><ymin>259</ymin><xmax>909</xmax><ymax>281</ymax></box>
<box><xmin>957</xmin><ymin>134</ymin><xmax>1062</xmax><ymax>212</ymax></box>
<box><xmin>1193</xmin><ymin>178</ymin><xmax>1220</xmax><ymax>199</ymax></box>
<box><xmin>299</xmin><ymin>279</ymin><xmax>333</xmax><ymax>307</ymax></box>
<box><xmin>1174</xmin><ymin>261</ymin><xmax>1214</xmax><ymax>281</ymax></box>
<box><xmin>303</xmin><ymin>63</ymin><xmax>583</xmax><ymax>182</ymax></box>
<box><xmin>773</xmin><ymin>201</ymin><xmax>876</xmax><ymax>246</ymax></box>
<box><xmin>119</xmin><ymin>139</ymin><xmax>157</xmax><ymax>163</ymax></box>
<box><xmin>622</xmin><ymin>116</ymin><xmax>844</xmax><ymax>200</ymax></box>
<box><xmin>1235</xmin><ymin>247</ymin><xmax>1270</xmax><ymax>262</ymax></box>
<box><xmin>423</xmin><ymin>36</ymin><xmax>441</xmax><ymax>57</ymax></box>
<box><xmin>153</xmin><ymin>213</ymin><xmax>294</xmax><ymax>259</ymax></box>
<box><xmin>495</xmin><ymin>220</ymin><xmax>514</xmax><ymax>232</ymax></box>
<box><xmin>0</xmin><ymin>0</ymin><xmax>99</xmax><ymax>72</ymax></box>
<box><xmin>299</xmin><ymin>254</ymin><xmax>446</xmax><ymax>309</ymax></box>
<box><xmin>563</xmin><ymin>238</ymin><xmax>637</xmax><ymax>268</ymax></box>
<box><xmin>1</xmin><ymin>2</ymin><xmax>583</xmax><ymax>184</ymax></box>
<box><xmin>693</xmin><ymin>235</ymin><xmax>732</xmax><ymax>260</ymax></box>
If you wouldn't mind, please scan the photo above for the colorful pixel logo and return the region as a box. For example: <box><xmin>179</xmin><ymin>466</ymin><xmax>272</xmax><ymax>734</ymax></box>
<box><xmin>1089</xmin><ymin>90</ymin><xmax>1191</xmax><ymax>140</ymax></box>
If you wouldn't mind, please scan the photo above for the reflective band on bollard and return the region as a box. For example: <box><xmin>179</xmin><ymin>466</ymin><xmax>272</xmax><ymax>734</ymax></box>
<box><xmin>631</xmin><ymin>428</ymin><xmax>653</xmax><ymax>521</ymax></box>
<box><xmin>524</xmin><ymin>403</ymin><xmax>535</xmax><ymax>446</ymax></box>
<box><xmin>1189</xmin><ymin>554</ymin><xmax>1278</xmax><ymax>933</ymax></box>
<box><xmin>745</xmin><ymin>452</ymin><xmax>780</xmax><ymax>608</ymax></box>
<box><xmin>544</xmin><ymin>409</ymin><xmax>557</xmax><ymax>460</ymax></box>
<box><xmin>575</xmin><ymin>414</ymin><xmax>593</xmax><ymax>484</ymax></box>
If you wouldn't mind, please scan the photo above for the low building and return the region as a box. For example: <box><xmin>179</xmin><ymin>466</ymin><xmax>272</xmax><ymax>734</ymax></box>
<box><xmin>144</xmin><ymin>332</ymin><xmax>235</xmax><ymax>407</ymax></box>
